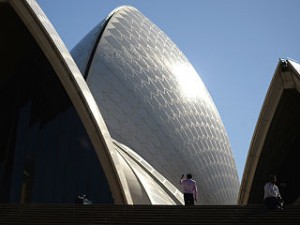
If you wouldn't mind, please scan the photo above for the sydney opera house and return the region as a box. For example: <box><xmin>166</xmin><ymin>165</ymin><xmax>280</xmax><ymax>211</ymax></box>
<box><xmin>0</xmin><ymin>0</ymin><xmax>299</xmax><ymax>205</ymax></box>
<box><xmin>239</xmin><ymin>59</ymin><xmax>300</xmax><ymax>205</ymax></box>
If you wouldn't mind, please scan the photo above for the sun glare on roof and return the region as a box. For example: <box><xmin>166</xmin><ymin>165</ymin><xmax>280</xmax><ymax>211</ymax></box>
<box><xmin>172</xmin><ymin>63</ymin><xmax>205</xmax><ymax>100</ymax></box>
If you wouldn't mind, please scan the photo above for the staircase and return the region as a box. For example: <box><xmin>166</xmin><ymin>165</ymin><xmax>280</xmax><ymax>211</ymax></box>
<box><xmin>0</xmin><ymin>204</ymin><xmax>299</xmax><ymax>224</ymax></box>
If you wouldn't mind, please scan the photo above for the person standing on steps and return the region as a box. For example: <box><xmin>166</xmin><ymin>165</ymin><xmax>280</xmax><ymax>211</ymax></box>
<box><xmin>180</xmin><ymin>173</ymin><xmax>198</xmax><ymax>205</ymax></box>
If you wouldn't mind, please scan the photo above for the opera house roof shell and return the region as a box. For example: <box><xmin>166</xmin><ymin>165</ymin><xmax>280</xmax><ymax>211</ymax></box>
<box><xmin>72</xmin><ymin>5</ymin><xmax>240</xmax><ymax>204</ymax></box>
<box><xmin>239</xmin><ymin>59</ymin><xmax>300</xmax><ymax>205</ymax></box>
<box><xmin>1</xmin><ymin>0</ymin><xmax>240</xmax><ymax>205</ymax></box>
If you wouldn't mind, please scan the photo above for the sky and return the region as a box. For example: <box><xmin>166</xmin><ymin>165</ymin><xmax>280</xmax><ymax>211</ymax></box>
<box><xmin>37</xmin><ymin>0</ymin><xmax>300</xmax><ymax>181</ymax></box>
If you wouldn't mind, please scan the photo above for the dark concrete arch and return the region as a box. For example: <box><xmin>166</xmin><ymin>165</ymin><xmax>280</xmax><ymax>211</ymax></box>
<box><xmin>239</xmin><ymin>59</ymin><xmax>300</xmax><ymax>204</ymax></box>
<box><xmin>0</xmin><ymin>0</ymin><xmax>128</xmax><ymax>204</ymax></box>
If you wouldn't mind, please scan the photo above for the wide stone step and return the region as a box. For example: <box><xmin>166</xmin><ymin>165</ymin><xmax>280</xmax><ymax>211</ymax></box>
<box><xmin>0</xmin><ymin>204</ymin><xmax>299</xmax><ymax>225</ymax></box>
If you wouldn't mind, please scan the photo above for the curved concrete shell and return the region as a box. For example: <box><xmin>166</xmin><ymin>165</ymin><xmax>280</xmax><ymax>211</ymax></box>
<box><xmin>72</xmin><ymin>6</ymin><xmax>240</xmax><ymax>204</ymax></box>
<box><xmin>0</xmin><ymin>0</ymin><xmax>185</xmax><ymax>205</ymax></box>
<box><xmin>0</xmin><ymin>0</ymin><xmax>128</xmax><ymax>204</ymax></box>
<box><xmin>1</xmin><ymin>0</ymin><xmax>240</xmax><ymax>205</ymax></box>
<box><xmin>239</xmin><ymin>59</ymin><xmax>300</xmax><ymax>205</ymax></box>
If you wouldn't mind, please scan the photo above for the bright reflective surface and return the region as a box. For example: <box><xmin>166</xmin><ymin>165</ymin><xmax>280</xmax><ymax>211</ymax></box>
<box><xmin>73</xmin><ymin>6</ymin><xmax>240</xmax><ymax>204</ymax></box>
<box><xmin>172</xmin><ymin>63</ymin><xmax>207</xmax><ymax>101</ymax></box>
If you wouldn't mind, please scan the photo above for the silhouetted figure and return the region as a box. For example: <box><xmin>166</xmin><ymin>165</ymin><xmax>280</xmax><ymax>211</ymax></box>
<box><xmin>180</xmin><ymin>173</ymin><xmax>198</xmax><ymax>205</ymax></box>
<box><xmin>75</xmin><ymin>194</ymin><xmax>92</xmax><ymax>205</ymax></box>
<box><xmin>263</xmin><ymin>175</ymin><xmax>284</xmax><ymax>209</ymax></box>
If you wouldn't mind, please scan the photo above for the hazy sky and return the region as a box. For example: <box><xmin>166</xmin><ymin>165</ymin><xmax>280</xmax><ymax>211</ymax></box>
<box><xmin>37</xmin><ymin>0</ymin><xmax>300</xmax><ymax>180</ymax></box>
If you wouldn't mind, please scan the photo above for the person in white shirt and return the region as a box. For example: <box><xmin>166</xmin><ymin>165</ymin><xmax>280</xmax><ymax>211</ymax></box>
<box><xmin>180</xmin><ymin>173</ymin><xmax>198</xmax><ymax>205</ymax></box>
<box><xmin>263</xmin><ymin>175</ymin><xmax>283</xmax><ymax>209</ymax></box>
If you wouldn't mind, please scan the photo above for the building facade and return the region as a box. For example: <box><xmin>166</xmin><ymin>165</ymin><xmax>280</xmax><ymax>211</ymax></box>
<box><xmin>0</xmin><ymin>0</ymin><xmax>240</xmax><ymax>204</ymax></box>
<box><xmin>72</xmin><ymin>6</ymin><xmax>240</xmax><ymax>205</ymax></box>
<box><xmin>239</xmin><ymin>59</ymin><xmax>300</xmax><ymax>205</ymax></box>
